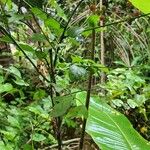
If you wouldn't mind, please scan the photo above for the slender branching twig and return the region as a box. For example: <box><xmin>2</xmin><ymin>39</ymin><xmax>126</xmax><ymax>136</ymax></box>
<box><xmin>83</xmin><ymin>13</ymin><xmax>150</xmax><ymax>32</ymax></box>
<box><xmin>79</xmin><ymin>28</ymin><xmax>96</xmax><ymax>150</ymax></box>
<box><xmin>54</xmin><ymin>0</ymin><xmax>84</xmax><ymax>67</ymax></box>
<box><xmin>0</xmin><ymin>26</ymin><xmax>50</xmax><ymax>83</ymax></box>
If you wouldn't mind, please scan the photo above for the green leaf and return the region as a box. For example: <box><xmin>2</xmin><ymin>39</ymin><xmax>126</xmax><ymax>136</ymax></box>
<box><xmin>9</xmin><ymin>66</ymin><xmax>22</xmax><ymax>78</ymax></box>
<box><xmin>31</xmin><ymin>7</ymin><xmax>47</xmax><ymax>20</ymax></box>
<box><xmin>69</xmin><ymin>64</ymin><xmax>87</xmax><ymax>81</ymax></box>
<box><xmin>66</xmin><ymin>105</ymin><xmax>88</xmax><ymax>119</ymax></box>
<box><xmin>35</xmin><ymin>51</ymin><xmax>47</xmax><ymax>59</ymax></box>
<box><xmin>45</xmin><ymin>18</ymin><xmax>60</xmax><ymax>30</ymax></box>
<box><xmin>42</xmin><ymin>96</ymin><xmax>52</xmax><ymax>110</ymax></box>
<box><xmin>9</xmin><ymin>13</ymin><xmax>24</xmax><ymax>23</ymax></box>
<box><xmin>45</xmin><ymin>18</ymin><xmax>62</xmax><ymax>36</ymax></box>
<box><xmin>86</xmin><ymin>96</ymin><xmax>150</xmax><ymax>150</ymax></box>
<box><xmin>29</xmin><ymin>105</ymin><xmax>44</xmax><ymax>115</ymax></box>
<box><xmin>31</xmin><ymin>33</ymin><xmax>46</xmax><ymax>42</ymax></box>
<box><xmin>129</xmin><ymin>0</ymin><xmax>150</xmax><ymax>13</ymax></box>
<box><xmin>0</xmin><ymin>83</ymin><xmax>13</xmax><ymax>93</ymax></box>
<box><xmin>134</xmin><ymin>94</ymin><xmax>147</xmax><ymax>106</ymax></box>
<box><xmin>112</xmin><ymin>99</ymin><xmax>124</xmax><ymax>107</ymax></box>
<box><xmin>127</xmin><ymin>99</ymin><xmax>138</xmax><ymax>108</ymax></box>
<box><xmin>0</xmin><ymin>35</ymin><xmax>13</xmax><ymax>43</ymax></box>
<box><xmin>23</xmin><ymin>144</ymin><xmax>32</xmax><ymax>150</ymax></box>
<box><xmin>28</xmin><ymin>104</ymin><xmax>48</xmax><ymax>119</ymax></box>
<box><xmin>7</xmin><ymin>115</ymin><xmax>20</xmax><ymax>129</ymax></box>
<box><xmin>33</xmin><ymin>89</ymin><xmax>46</xmax><ymax>100</ymax></box>
<box><xmin>0</xmin><ymin>76</ymin><xmax>4</xmax><ymax>84</ymax></box>
<box><xmin>67</xmin><ymin>27</ymin><xmax>84</xmax><ymax>38</ymax></box>
<box><xmin>32</xmin><ymin>133</ymin><xmax>46</xmax><ymax>142</ymax></box>
<box><xmin>55</xmin><ymin>76</ymin><xmax>69</xmax><ymax>93</ymax></box>
<box><xmin>1</xmin><ymin>0</ymin><xmax>12</xmax><ymax>9</ymax></box>
<box><xmin>51</xmin><ymin>96</ymin><xmax>74</xmax><ymax>117</ymax></box>
<box><xmin>19</xmin><ymin>44</ymin><xmax>35</xmax><ymax>53</ymax></box>
<box><xmin>87</xmin><ymin>15</ymin><xmax>99</xmax><ymax>27</ymax></box>
<box><xmin>50</xmin><ymin>1</ymin><xmax>68</xmax><ymax>21</ymax></box>
<box><xmin>0</xmin><ymin>130</ymin><xmax>16</xmax><ymax>141</ymax></box>
<box><xmin>71</xmin><ymin>55</ymin><xmax>83</xmax><ymax>63</ymax></box>
<box><xmin>48</xmin><ymin>134</ymin><xmax>57</xmax><ymax>143</ymax></box>
<box><xmin>13</xmin><ymin>79</ymin><xmax>29</xmax><ymax>86</ymax></box>
<box><xmin>0</xmin><ymin>141</ymin><xmax>13</xmax><ymax>150</ymax></box>
<box><xmin>76</xmin><ymin>91</ymin><xmax>86</xmax><ymax>106</ymax></box>
<box><xmin>24</xmin><ymin>0</ymin><xmax>44</xmax><ymax>8</ymax></box>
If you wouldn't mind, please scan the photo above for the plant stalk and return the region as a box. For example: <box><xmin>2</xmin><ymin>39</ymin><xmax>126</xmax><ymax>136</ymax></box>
<box><xmin>99</xmin><ymin>0</ymin><xmax>106</xmax><ymax>91</ymax></box>
<box><xmin>54</xmin><ymin>0</ymin><xmax>83</xmax><ymax>67</ymax></box>
<box><xmin>49</xmin><ymin>49</ymin><xmax>62</xmax><ymax>150</ymax></box>
<box><xmin>79</xmin><ymin>29</ymin><xmax>95</xmax><ymax>150</ymax></box>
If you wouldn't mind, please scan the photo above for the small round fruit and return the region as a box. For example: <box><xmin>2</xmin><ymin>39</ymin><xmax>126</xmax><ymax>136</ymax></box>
<box><xmin>90</xmin><ymin>4</ymin><xmax>96</xmax><ymax>12</ymax></box>
<box><xmin>99</xmin><ymin>15</ymin><xmax>105</xmax><ymax>21</ymax></box>
<box><xmin>132</xmin><ymin>9</ymin><xmax>140</xmax><ymax>17</ymax></box>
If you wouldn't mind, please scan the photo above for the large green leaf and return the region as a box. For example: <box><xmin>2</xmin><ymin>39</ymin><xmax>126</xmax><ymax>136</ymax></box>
<box><xmin>31</xmin><ymin>7</ymin><xmax>47</xmax><ymax>20</ymax></box>
<box><xmin>129</xmin><ymin>0</ymin><xmax>150</xmax><ymax>13</ymax></box>
<box><xmin>85</xmin><ymin>96</ymin><xmax>150</xmax><ymax>150</ymax></box>
<box><xmin>51</xmin><ymin>95</ymin><xmax>75</xmax><ymax>117</ymax></box>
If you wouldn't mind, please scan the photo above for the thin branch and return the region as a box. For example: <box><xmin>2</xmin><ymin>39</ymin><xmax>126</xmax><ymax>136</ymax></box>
<box><xmin>21</xmin><ymin>20</ymin><xmax>52</xmax><ymax>76</ymax></box>
<box><xmin>54</xmin><ymin>0</ymin><xmax>84</xmax><ymax>67</ymax></box>
<box><xmin>0</xmin><ymin>25</ymin><xmax>50</xmax><ymax>83</ymax></box>
<box><xmin>59</xmin><ymin>0</ymin><xmax>83</xmax><ymax>43</ymax></box>
<box><xmin>29</xmin><ymin>10</ymin><xmax>63</xmax><ymax>150</ymax></box>
<box><xmin>41</xmin><ymin>138</ymin><xmax>80</xmax><ymax>150</ymax></box>
<box><xmin>79</xmin><ymin>29</ymin><xmax>96</xmax><ymax>150</ymax></box>
<box><xmin>32</xmin><ymin>14</ymin><xmax>56</xmax><ymax>51</ymax></box>
<box><xmin>83</xmin><ymin>13</ymin><xmax>150</xmax><ymax>32</ymax></box>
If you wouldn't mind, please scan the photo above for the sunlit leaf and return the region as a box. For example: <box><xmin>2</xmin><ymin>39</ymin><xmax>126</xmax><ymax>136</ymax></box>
<box><xmin>45</xmin><ymin>18</ymin><xmax>60</xmax><ymax>30</ymax></box>
<box><xmin>87</xmin><ymin>15</ymin><xmax>99</xmax><ymax>27</ymax></box>
<box><xmin>86</xmin><ymin>96</ymin><xmax>150</xmax><ymax>150</ymax></box>
<box><xmin>66</xmin><ymin>105</ymin><xmax>88</xmax><ymax>119</ymax></box>
<box><xmin>31</xmin><ymin>7</ymin><xmax>47</xmax><ymax>20</ymax></box>
<box><xmin>0</xmin><ymin>35</ymin><xmax>13</xmax><ymax>43</ymax></box>
<box><xmin>129</xmin><ymin>0</ymin><xmax>150</xmax><ymax>14</ymax></box>
<box><xmin>33</xmin><ymin>89</ymin><xmax>46</xmax><ymax>100</ymax></box>
<box><xmin>51</xmin><ymin>96</ymin><xmax>74</xmax><ymax>117</ymax></box>
<box><xmin>32</xmin><ymin>133</ymin><xmax>46</xmax><ymax>142</ymax></box>
<box><xmin>0</xmin><ymin>83</ymin><xmax>13</xmax><ymax>93</ymax></box>
<box><xmin>9</xmin><ymin>66</ymin><xmax>22</xmax><ymax>78</ymax></box>
<box><xmin>13</xmin><ymin>79</ymin><xmax>29</xmax><ymax>86</ymax></box>
<box><xmin>19</xmin><ymin>44</ymin><xmax>35</xmax><ymax>53</ymax></box>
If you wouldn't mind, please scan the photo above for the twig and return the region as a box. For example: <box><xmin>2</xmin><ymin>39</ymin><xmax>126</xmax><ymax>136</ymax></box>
<box><xmin>83</xmin><ymin>13</ymin><xmax>150</xmax><ymax>32</ymax></box>
<box><xmin>32</xmin><ymin>14</ymin><xmax>56</xmax><ymax>51</ymax></box>
<box><xmin>79</xmin><ymin>29</ymin><xmax>96</xmax><ymax>150</ymax></box>
<box><xmin>52</xmin><ymin>2</ymin><xmax>84</xmax><ymax>148</ymax></box>
<box><xmin>0</xmin><ymin>25</ymin><xmax>50</xmax><ymax>83</ymax></box>
<box><xmin>40</xmin><ymin>138</ymin><xmax>80</xmax><ymax>150</ymax></box>
<box><xmin>54</xmin><ymin>0</ymin><xmax>84</xmax><ymax>67</ymax></box>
